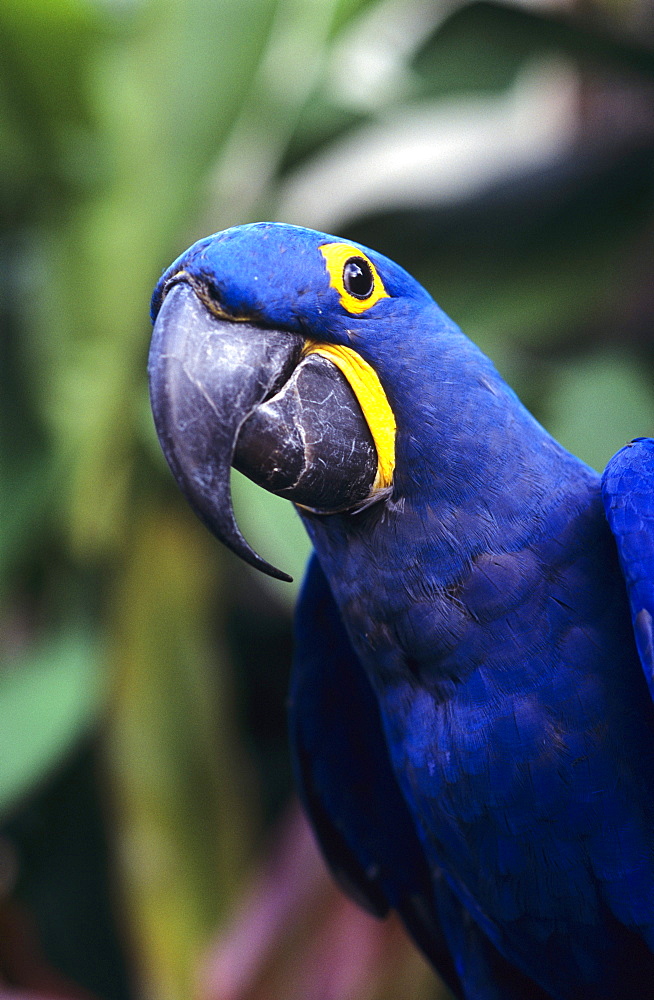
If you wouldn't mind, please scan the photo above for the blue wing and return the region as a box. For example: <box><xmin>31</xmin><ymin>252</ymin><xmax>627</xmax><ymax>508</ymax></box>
<box><xmin>290</xmin><ymin>555</ymin><xmax>552</xmax><ymax>1000</ymax></box>
<box><xmin>602</xmin><ymin>437</ymin><xmax>654</xmax><ymax>700</ymax></box>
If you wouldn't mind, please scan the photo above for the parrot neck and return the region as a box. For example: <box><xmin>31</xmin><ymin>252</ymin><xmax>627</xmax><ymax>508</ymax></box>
<box><xmin>300</xmin><ymin>333</ymin><xmax>603</xmax><ymax>693</ymax></box>
<box><xmin>304</xmin><ymin>422</ymin><xmax>598</xmax><ymax>596</ymax></box>
<box><xmin>375</xmin><ymin>320</ymin><xmax>600</xmax><ymax>579</ymax></box>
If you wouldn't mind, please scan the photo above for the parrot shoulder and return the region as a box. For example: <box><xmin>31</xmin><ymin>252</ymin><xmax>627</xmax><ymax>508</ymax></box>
<box><xmin>602</xmin><ymin>437</ymin><xmax>654</xmax><ymax>700</ymax></box>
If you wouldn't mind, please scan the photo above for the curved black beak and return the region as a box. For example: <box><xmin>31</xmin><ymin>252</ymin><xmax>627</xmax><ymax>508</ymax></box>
<box><xmin>148</xmin><ymin>282</ymin><xmax>377</xmax><ymax>580</ymax></box>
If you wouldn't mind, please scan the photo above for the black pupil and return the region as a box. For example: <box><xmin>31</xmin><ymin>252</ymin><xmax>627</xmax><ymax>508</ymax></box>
<box><xmin>343</xmin><ymin>257</ymin><xmax>374</xmax><ymax>299</ymax></box>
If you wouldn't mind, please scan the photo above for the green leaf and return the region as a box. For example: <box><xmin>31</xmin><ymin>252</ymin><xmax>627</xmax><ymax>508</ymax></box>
<box><xmin>545</xmin><ymin>351</ymin><xmax>654</xmax><ymax>472</ymax></box>
<box><xmin>414</xmin><ymin>1</ymin><xmax>654</xmax><ymax>94</ymax></box>
<box><xmin>107</xmin><ymin>505</ymin><xmax>253</xmax><ymax>1000</ymax></box>
<box><xmin>0</xmin><ymin>631</ymin><xmax>103</xmax><ymax>816</ymax></box>
<box><xmin>232</xmin><ymin>470</ymin><xmax>312</xmax><ymax>606</ymax></box>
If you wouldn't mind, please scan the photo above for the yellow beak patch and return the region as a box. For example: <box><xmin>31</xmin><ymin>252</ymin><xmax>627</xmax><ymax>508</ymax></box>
<box><xmin>303</xmin><ymin>340</ymin><xmax>396</xmax><ymax>492</ymax></box>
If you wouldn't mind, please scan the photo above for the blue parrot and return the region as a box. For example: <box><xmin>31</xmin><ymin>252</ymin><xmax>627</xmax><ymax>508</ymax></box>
<box><xmin>148</xmin><ymin>222</ymin><xmax>654</xmax><ymax>999</ymax></box>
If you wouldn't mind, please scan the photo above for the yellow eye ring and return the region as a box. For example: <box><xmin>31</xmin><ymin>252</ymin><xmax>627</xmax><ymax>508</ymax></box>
<box><xmin>320</xmin><ymin>243</ymin><xmax>389</xmax><ymax>315</ymax></box>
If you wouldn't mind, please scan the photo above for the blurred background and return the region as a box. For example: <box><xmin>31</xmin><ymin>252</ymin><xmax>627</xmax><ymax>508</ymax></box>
<box><xmin>2</xmin><ymin>0</ymin><xmax>654</xmax><ymax>998</ymax></box>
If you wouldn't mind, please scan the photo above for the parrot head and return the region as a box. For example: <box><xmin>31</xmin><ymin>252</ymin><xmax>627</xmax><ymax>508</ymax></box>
<box><xmin>148</xmin><ymin>222</ymin><xmax>522</xmax><ymax>581</ymax></box>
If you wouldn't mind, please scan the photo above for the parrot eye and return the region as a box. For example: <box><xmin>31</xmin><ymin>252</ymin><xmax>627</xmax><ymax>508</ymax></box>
<box><xmin>319</xmin><ymin>242</ymin><xmax>389</xmax><ymax>314</ymax></box>
<box><xmin>343</xmin><ymin>257</ymin><xmax>374</xmax><ymax>299</ymax></box>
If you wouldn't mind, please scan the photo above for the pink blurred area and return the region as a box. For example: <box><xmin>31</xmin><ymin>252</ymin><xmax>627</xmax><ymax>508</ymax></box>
<box><xmin>200</xmin><ymin>802</ymin><xmax>436</xmax><ymax>1000</ymax></box>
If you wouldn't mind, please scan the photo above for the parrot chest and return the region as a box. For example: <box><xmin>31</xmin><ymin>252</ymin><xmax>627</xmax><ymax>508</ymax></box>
<box><xmin>307</xmin><ymin>502</ymin><xmax>654</xmax><ymax>928</ymax></box>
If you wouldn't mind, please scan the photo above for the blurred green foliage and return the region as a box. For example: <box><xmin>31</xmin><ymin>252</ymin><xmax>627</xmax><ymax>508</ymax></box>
<box><xmin>2</xmin><ymin>1</ymin><xmax>654</xmax><ymax>998</ymax></box>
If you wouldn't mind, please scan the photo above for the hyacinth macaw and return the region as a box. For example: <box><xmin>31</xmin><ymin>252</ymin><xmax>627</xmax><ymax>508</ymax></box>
<box><xmin>148</xmin><ymin>222</ymin><xmax>654</xmax><ymax>1000</ymax></box>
